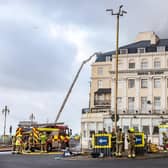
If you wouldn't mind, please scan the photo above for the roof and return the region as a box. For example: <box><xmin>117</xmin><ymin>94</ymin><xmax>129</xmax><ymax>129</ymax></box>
<box><xmin>95</xmin><ymin>39</ymin><xmax>168</xmax><ymax>62</ymax></box>
<box><xmin>95</xmin><ymin>88</ymin><xmax>111</xmax><ymax>94</ymax></box>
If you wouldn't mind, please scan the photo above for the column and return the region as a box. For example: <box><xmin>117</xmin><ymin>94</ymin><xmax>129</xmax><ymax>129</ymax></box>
<box><xmin>135</xmin><ymin>77</ymin><xmax>140</xmax><ymax>112</ymax></box>
<box><xmin>123</xmin><ymin>77</ymin><xmax>127</xmax><ymax>112</ymax></box>
<box><xmin>161</xmin><ymin>76</ymin><xmax>166</xmax><ymax>112</ymax></box>
<box><xmin>111</xmin><ymin>77</ymin><xmax>115</xmax><ymax>112</ymax></box>
<box><xmin>148</xmin><ymin>76</ymin><xmax>153</xmax><ymax>111</ymax></box>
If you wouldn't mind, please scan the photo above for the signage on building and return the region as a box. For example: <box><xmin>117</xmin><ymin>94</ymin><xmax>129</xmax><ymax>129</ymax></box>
<box><xmin>137</xmin><ymin>70</ymin><xmax>164</xmax><ymax>75</ymax></box>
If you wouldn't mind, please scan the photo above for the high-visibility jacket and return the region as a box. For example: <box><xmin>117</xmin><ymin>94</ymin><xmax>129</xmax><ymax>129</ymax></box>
<box><xmin>15</xmin><ymin>136</ymin><xmax>22</xmax><ymax>146</ymax></box>
<box><xmin>127</xmin><ymin>133</ymin><xmax>136</xmax><ymax>145</ymax></box>
<box><xmin>40</xmin><ymin>134</ymin><xmax>47</xmax><ymax>144</ymax></box>
<box><xmin>116</xmin><ymin>132</ymin><xmax>123</xmax><ymax>144</ymax></box>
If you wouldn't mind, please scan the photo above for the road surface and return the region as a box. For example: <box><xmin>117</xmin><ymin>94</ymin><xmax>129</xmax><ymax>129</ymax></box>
<box><xmin>0</xmin><ymin>152</ymin><xmax>168</xmax><ymax>168</ymax></box>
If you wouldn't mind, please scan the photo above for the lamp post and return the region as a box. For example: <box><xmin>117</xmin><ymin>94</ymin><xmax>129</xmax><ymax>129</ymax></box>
<box><xmin>29</xmin><ymin>113</ymin><xmax>35</xmax><ymax>126</ymax></box>
<box><xmin>106</xmin><ymin>5</ymin><xmax>127</xmax><ymax>132</ymax></box>
<box><xmin>2</xmin><ymin>105</ymin><xmax>10</xmax><ymax>142</ymax></box>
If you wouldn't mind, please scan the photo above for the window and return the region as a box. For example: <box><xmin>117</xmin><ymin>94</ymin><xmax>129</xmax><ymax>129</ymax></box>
<box><xmin>129</xmin><ymin>60</ymin><xmax>135</xmax><ymax>69</ymax></box>
<box><xmin>83</xmin><ymin>130</ymin><xmax>86</xmax><ymax>138</ymax></box>
<box><xmin>153</xmin><ymin>126</ymin><xmax>159</xmax><ymax>135</ymax></box>
<box><xmin>141</xmin><ymin>97</ymin><xmax>147</xmax><ymax>113</ymax></box>
<box><xmin>132</xmin><ymin>125</ymin><xmax>139</xmax><ymax>132</ymax></box>
<box><xmin>129</xmin><ymin>62</ymin><xmax>135</xmax><ymax>69</ymax></box>
<box><xmin>89</xmin><ymin>130</ymin><xmax>95</xmax><ymax>138</ymax></box>
<box><xmin>118</xmin><ymin>59</ymin><xmax>123</xmax><ymax>70</ymax></box>
<box><xmin>128</xmin><ymin>79</ymin><xmax>135</xmax><ymax>88</ymax></box>
<box><xmin>128</xmin><ymin>97</ymin><xmax>135</xmax><ymax>113</ymax></box>
<box><xmin>154</xmin><ymin>78</ymin><xmax>161</xmax><ymax>88</ymax></box>
<box><xmin>97</xmin><ymin>67</ymin><xmax>103</xmax><ymax>75</ymax></box>
<box><xmin>123</xmin><ymin>126</ymin><xmax>129</xmax><ymax>133</ymax></box>
<box><xmin>142</xmin><ymin>126</ymin><xmax>150</xmax><ymax>135</ymax></box>
<box><xmin>141</xmin><ymin>59</ymin><xmax>148</xmax><ymax>69</ymax></box>
<box><xmin>154</xmin><ymin>97</ymin><xmax>161</xmax><ymax>112</ymax></box>
<box><xmin>106</xmin><ymin>56</ymin><xmax>111</xmax><ymax>62</ymax></box>
<box><xmin>120</xmin><ymin>49</ymin><xmax>128</xmax><ymax>54</ymax></box>
<box><xmin>154</xmin><ymin>58</ymin><xmax>160</xmax><ymax>69</ymax></box>
<box><xmin>97</xmin><ymin>95</ymin><xmax>104</xmax><ymax>101</ymax></box>
<box><xmin>117</xmin><ymin>97</ymin><xmax>122</xmax><ymax>110</ymax></box>
<box><xmin>141</xmin><ymin>79</ymin><xmax>148</xmax><ymax>88</ymax></box>
<box><xmin>98</xmin><ymin>80</ymin><xmax>103</xmax><ymax>88</ymax></box>
<box><xmin>138</xmin><ymin>48</ymin><xmax>145</xmax><ymax>53</ymax></box>
<box><xmin>157</xmin><ymin>46</ymin><xmax>165</xmax><ymax>52</ymax></box>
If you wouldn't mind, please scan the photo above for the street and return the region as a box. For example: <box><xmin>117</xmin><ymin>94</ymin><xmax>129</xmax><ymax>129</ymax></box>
<box><xmin>0</xmin><ymin>153</ymin><xmax>168</xmax><ymax>168</ymax></box>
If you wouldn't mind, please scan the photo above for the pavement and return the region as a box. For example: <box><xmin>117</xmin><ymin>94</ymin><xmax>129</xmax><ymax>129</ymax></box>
<box><xmin>1</xmin><ymin>145</ymin><xmax>168</xmax><ymax>160</ymax></box>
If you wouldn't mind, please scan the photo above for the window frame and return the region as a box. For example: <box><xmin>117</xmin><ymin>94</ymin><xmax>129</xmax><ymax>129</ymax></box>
<box><xmin>97</xmin><ymin>67</ymin><xmax>103</xmax><ymax>75</ymax></box>
<box><xmin>141</xmin><ymin>79</ymin><xmax>148</xmax><ymax>88</ymax></box>
<box><xmin>97</xmin><ymin>80</ymin><xmax>103</xmax><ymax>88</ymax></box>
<box><xmin>120</xmin><ymin>49</ymin><xmax>128</xmax><ymax>55</ymax></box>
<box><xmin>157</xmin><ymin>46</ymin><xmax>165</xmax><ymax>52</ymax></box>
<box><xmin>154</xmin><ymin>58</ymin><xmax>161</xmax><ymax>69</ymax></box>
<box><xmin>128</xmin><ymin>79</ymin><xmax>135</xmax><ymax>88</ymax></box>
<box><xmin>141</xmin><ymin>59</ymin><xmax>148</xmax><ymax>69</ymax></box>
<box><xmin>154</xmin><ymin>78</ymin><xmax>161</xmax><ymax>88</ymax></box>
<box><xmin>138</xmin><ymin>48</ymin><xmax>146</xmax><ymax>53</ymax></box>
<box><xmin>106</xmin><ymin>56</ymin><xmax>111</xmax><ymax>62</ymax></box>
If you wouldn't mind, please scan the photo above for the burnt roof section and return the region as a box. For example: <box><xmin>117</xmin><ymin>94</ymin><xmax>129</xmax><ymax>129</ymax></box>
<box><xmin>95</xmin><ymin>88</ymin><xmax>111</xmax><ymax>94</ymax></box>
<box><xmin>95</xmin><ymin>39</ymin><xmax>168</xmax><ymax>62</ymax></box>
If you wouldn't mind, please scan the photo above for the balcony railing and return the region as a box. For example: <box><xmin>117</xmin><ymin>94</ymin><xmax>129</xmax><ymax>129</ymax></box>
<box><xmin>91</xmin><ymin>107</ymin><xmax>110</xmax><ymax>113</ymax></box>
<box><xmin>94</xmin><ymin>100</ymin><xmax>111</xmax><ymax>106</ymax></box>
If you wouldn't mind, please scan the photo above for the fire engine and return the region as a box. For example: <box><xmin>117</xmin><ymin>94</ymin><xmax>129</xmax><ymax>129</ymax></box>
<box><xmin>15</xmin><ymin>123</ymin><xmax>72</xmax><ymax>152</ymax></box>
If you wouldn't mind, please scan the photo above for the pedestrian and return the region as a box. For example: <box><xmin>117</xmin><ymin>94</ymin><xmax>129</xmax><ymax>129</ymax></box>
<box><xmin>40</xmin><ymin>132</ymin><xmax>47</xmax><ymax>152</ymax></box>
<box><xmin>116</xmin><ymin>128</ymin><xmax>124</xmax><ymax>157</ymax></box>
<box><xmin>111</xmin><ymin>128</ymin><xmax>116</xmax><ymax>156</ymax></box>
<box><xmin>162</xmin><ymin>132</ymin><xmax>168</xmax><ymax>152</ymax></box>
<box><xmin>12</xmin><ymin>135</ymin><xmax>16</xmax><ymax>154</ymax></box>
<box><xmin>15</xmin><ymin>134</ymin><xmax>23</xmax><ymax>154</ymax></box>
<box><xmin>127</xmin><ymin>128</ymin><xmax>136</xmax><ymax>158</ymax></box>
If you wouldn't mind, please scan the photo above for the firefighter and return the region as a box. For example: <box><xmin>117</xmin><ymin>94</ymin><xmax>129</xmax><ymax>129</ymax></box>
<box><xmin>127</xmin><ymin>128</ymin><xmax>136</xmax><ymax>158</ymax></box>
<box><xmin>12</xmin><ymin>135</ymin><xmax>16</xmax><ymax>154</ymax></box>
<box><xmin>28</xmin><ymin>133</ymin><xmax>33</xmax><ymax>152</ymax></box>
<box><xmin>162</xmin><ymin>132</ymin><xmax>168</xmax><ymax>152</ymax></box>
<box><xmin>111</xmin><ymin>128</ymin><xmax>116</xmax><ymax>156</ymax></box>
<box><xmin>116</xmin><ymin>128</ymin><xmax>124</xmax><ymax>157</ymax></box>
<box><xmin>15</xmin><ymin>134</ymin><xmax>23</xmax><ymax>154</ymax></box>
<box><xmin>64</xmin><ymin>135</ymin><xmax>70</xmax><ymax>148</ymax></box>
<box><xmin>40</xmin><ymin>132</ymin><xmax>47</xmax><ymax>152</ymax></box>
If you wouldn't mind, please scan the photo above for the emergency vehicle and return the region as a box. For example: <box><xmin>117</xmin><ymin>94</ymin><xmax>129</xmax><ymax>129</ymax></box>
<box><xmin>15</xmin><ymin>124</ymin><xmax>71</xmax><ymax>152</ymax></box>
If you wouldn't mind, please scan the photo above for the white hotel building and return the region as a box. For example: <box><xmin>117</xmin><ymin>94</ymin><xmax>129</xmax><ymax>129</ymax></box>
<box><xmin>81</xmin><ymin>32</ymin><xmax>168</xmax><ymax>149</ymax></box>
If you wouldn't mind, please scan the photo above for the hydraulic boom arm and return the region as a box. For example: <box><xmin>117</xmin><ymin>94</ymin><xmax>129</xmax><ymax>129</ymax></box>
<box><xmin>55</xmin><ymin>52</ymin><xmax>101</xmax><ymax>123</ymax></box>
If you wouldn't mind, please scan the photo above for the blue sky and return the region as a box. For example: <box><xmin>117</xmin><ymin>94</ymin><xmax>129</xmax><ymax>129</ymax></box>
<box><xmin>0</xmin><ymin>0</ymin><xmax>168</xmax><ymax>135</ymax></box>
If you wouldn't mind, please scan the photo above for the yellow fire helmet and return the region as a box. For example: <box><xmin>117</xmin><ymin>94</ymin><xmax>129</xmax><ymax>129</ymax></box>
<box><xmin>129</xmin><ymin>128</ymin><xmax>135</xmax><ymax>133</ymax></box>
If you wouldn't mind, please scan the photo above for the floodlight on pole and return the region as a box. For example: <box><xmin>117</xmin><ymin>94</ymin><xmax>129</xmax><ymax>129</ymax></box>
<box><xmin>106</xmin><ymin>5</ymin><xmax>127</xmax><ymax>132</ymax></box>
<box><xmin>2</xmin><ymin>105</ymin><xmax>10</xmax><ymax>142</ymax></box>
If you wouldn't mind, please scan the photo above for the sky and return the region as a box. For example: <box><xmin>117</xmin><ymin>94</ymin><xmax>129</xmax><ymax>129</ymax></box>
<box><xmin>0</xmin><ymin>0</ymin><xmax>168</xmax><ymax>135</ymax></box>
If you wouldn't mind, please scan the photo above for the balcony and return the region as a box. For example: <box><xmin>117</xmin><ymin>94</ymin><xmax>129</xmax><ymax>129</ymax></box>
<box><xmin>94</xmin><ymin>100</ymin><xmax>111</xmax><ymax>106</ymax></box>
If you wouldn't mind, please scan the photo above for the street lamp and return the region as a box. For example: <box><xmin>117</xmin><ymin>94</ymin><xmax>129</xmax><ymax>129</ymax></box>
<box><xmin>106</xmin><ymin>5</ymin><xmax>127</xmax><ymax>132</ymax></box>
<box><xmin>2</xmin><ymin>105</ymin><xmax>10</xmax><ymax>138</ymax></box>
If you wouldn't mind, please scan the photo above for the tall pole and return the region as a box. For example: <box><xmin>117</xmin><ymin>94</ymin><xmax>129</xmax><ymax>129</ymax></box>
<box><xmin>106</xmin><ymin>5</ymin><xmax>127</xmax><ymax>132</ymax></box>
<box><xmin>2</xmin><ymin>105</ymin><xmax>10</xmax><ymax>141</ymax></box>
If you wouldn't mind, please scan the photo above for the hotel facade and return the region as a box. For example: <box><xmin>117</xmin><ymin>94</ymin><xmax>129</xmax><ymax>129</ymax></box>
<box><xmin>81</xmin><ymin>32</ymin><xmax>168</xmax><ymax>149</ymax></box>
